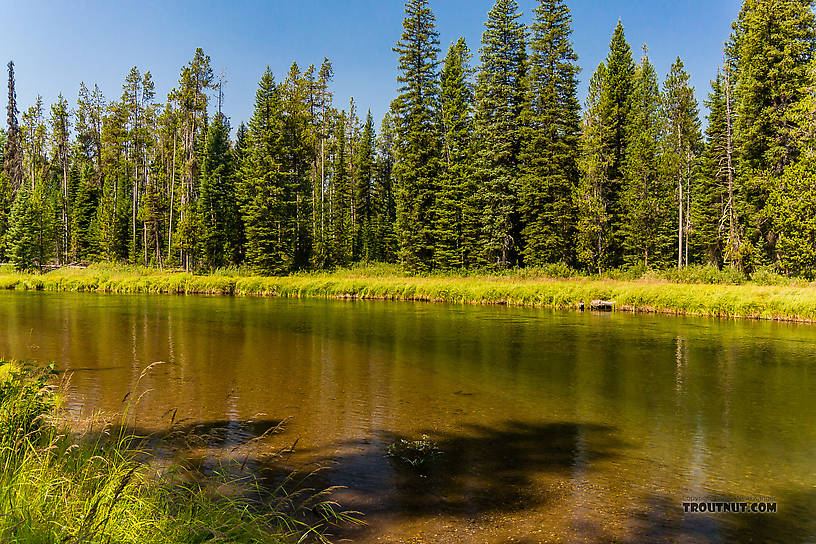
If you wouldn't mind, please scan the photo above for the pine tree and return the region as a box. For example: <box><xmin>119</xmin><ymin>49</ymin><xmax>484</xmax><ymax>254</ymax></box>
<box><xmin>49</xmin><ymin>94</ymin><xmax>71</xmax><ymax>263</ymax></box>
<box><xmin>373</xmin><ymin>113</ymin><xmax>398</xmax><ymax>262</ymax></box>
<box><xmin>8</xmin><ymin>178</ymin><xmax>56</xmax><ymax>271</ymax></box>
<box><xmin>4</xmin><ymin>61</ymin><xmax>22</xmax><ymax>191</ymax></box>
<box><xmin>197</xmin><ymin>113</ymin><xmax>237</xmax><ymax>270</ymax></box>
<box><xmin>576</xmin><ymin>64</ymin><xmax>613</xmax><ymax>272</ymax></box>
<box><xmin>354</xmin><ymin>111</ymin><xmax>376</xmax><ymax>261</ymax></box>
<box><xmin>169</xmin><ymin>48</ymin><xmax>214</xmax><ymax>270</ymax></box>
<box><xmin>473</xmin><ymin>0</ymin><xmax>527</xmax><ymax>267</ymax></box>
<box><xmin>620</xmin><ymin>48</ymin><xmax>673</xmax><ymax>267</ymax></box>
<box><xmin>329</xmin><ymin>111</ymin><xmax>352</xmax><ymax>265</ymax></box>
<box><xmin>520</xmin><ymin>0</ymin><xmax>581</xmax><ymax>266</ymax></box>
<box><xmin>435</xmin><ymin>37</ymin><xmax>474</xmax><ymax>270</ymax></box>
<box><xmin>70</xmin><ymin>164</ymin><xmax>99</xmax><ymax>262</ymax></box>
<box><xmin>392</xmin><ymin>0</ymin><xmax>442</xmax><ymax>272</ymax></box>
<box><xmin>730</xmin><ymin>0</ymin><xmax>816</xmax><ymax>264</ymax></box>
<box><xmin>769</xmin><ymin>59</ymin><xmax>816</xmax><ymax>277</ymax></box>
<box><xmin>599</xmin><ymin>22</ymin><xmax>635</xmax><ymax>265</ymax></box>
<box><xmin>242</xmin><ymin>67</ymin><xmax>293</xmax><ymax>274</ymax></box>
<box><xmin>662</xmin><ymin>57</ymin><xmax>702</xmax><ymax>268</ymax></box>
<box><xmin>281</xmin><ymin>62</ymin><xmax>315</xmax><ymax>269</ymax></box>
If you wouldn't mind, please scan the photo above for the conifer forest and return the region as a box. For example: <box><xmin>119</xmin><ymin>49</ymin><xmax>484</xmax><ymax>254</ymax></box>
<box><xmin>2</xmin><ymin>0</ymin><xmax>816</xmax><ymax>279</ymax></box>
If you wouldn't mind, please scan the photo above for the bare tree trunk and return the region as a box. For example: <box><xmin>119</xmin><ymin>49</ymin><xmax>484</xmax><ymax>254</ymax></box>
<box><xmin>168</xmin><ymin>128</ymin><xmax>177</xmax><ymax>261</ymax></box>
<box><xmin>724</xmin><ymin>57</ymin><xmax>739</xmax><ymax>268</ymax></box>
<box><xmin>678</xmin><ymin>128</ymin><xmax>683</xmax><ymax>270</ymax></box>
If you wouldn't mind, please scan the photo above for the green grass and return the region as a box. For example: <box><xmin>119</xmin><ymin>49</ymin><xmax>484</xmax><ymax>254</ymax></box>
<box><xmin>0</xmin><ymin>362</ymin><xmax>358</xmax><ymax>543</ymax></box>
<box><xmin>1</xmin><ymin>262</ymin><xmax>816</xmax><ymax>322</ymax></box>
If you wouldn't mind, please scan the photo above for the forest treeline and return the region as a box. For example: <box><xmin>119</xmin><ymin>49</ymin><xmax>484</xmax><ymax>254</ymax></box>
<box><xmin>1</xmin><ymin>0</ymin><xmax>815</xmax><ymax>277</ymax></box>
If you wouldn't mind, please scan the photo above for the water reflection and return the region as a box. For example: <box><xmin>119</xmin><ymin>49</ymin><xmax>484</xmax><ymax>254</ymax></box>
<box><xmin>1</xmin><ymin>292</ymin><xmax>814</xmax><ymax>542</ymax></box>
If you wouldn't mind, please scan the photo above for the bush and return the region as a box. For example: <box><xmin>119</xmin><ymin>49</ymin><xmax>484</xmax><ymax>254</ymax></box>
<box><xmin>749</xmin><ymin>265</ymin><xmax>804</xmax><ymax>286</ymax></box>
<box><xmin>660</xmin><ymin>264</ymin><xmax>746</xmax><ymax>285</ymax></box>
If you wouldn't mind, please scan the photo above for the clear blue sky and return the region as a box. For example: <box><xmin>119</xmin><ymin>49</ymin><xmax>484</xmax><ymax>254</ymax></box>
<box><xmin>0</xmin><ymin>0</ymin><xmax>740</xmax><ymax>132</ymax></box>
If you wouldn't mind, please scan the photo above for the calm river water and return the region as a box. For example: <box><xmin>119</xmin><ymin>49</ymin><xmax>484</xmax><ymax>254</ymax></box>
<box><xmin>1</xmin><ymin>291</ymin><xmax>814</xmax><ymax>543</ymax></box>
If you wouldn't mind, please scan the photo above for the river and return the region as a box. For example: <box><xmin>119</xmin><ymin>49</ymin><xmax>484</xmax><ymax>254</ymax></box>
<box><xmin>1</xmin><ymin>291</ymin><xmax>813</xmax><ymax>543</ymax></box>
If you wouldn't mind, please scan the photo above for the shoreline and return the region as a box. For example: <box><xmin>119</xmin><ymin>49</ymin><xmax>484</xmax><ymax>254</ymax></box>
<box><xmin>1</xmin><ymin>266</ymin><xmax>815</xmax><ymax>323</ymax></box>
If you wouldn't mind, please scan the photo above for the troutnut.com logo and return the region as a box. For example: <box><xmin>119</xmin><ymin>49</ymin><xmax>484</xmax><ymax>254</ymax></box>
<box><xmin>682</xmin><ymin>496</ymin><xmax>777</xmax><ymax>514</ymax></box>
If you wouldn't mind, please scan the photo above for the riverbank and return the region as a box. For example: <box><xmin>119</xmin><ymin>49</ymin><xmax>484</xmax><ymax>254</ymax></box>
<box><xmin>0</xmin><ymin>362</ymin><xmax>354</xmax><ymax>543</ymax></box>
<box><xmin>1</xmin><ymin>264</ymin><xmax>816</xmax><ymax>322</ymax></box>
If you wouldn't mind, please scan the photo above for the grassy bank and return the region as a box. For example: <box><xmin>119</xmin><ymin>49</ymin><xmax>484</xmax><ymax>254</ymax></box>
<box><xmin>1</xmin><ymin>263</ymin><xmax>816</xmax><ymax>322</ymax></box>
<box><xmin>0</xmin><ymin>362</ymin><xmax>355</xmax><ymax>543</ymax></box>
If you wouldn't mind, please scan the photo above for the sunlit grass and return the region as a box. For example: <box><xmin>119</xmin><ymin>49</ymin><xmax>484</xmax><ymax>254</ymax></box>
<box><xmin>0</xmin><ymin>362</ymin><xmax>359</xmax><ymax>543</ymax></box>
<box><xmin>0</xmin><ymin>262</ymin><xmax>815</xmax><ymax>321</ymax></box>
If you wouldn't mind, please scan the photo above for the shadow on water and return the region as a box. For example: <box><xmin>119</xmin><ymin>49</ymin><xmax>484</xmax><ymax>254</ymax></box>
<box><xmin>294</xmin><ymin>421</ymin><xmax>624</xmax><ymax>516</ymax></box>
<box><xmin>68</xmin><ymin>416</ymin><xmax>816</xmax><ymax>543</ymax></box>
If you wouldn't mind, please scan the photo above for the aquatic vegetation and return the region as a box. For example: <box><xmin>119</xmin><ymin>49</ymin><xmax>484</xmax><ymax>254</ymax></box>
<box><xmin>386</xmin><ymin>435</ymin><xmax>443</xmax><ymax>469</ymax></box>
<box><xmin>0</xmin><ymin>362</ymin><xmax>358</xmax><ymax>543</ymax></box>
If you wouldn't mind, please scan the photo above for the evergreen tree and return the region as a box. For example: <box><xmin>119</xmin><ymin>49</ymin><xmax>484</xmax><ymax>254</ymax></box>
<box><xmin>169</xmin><ymin>48</ymin><xmax>214</xmax><ymax>270</ymax></box>
<box><xmin>662</xmin><ymin>57</ymin><xmax>702</xmax><ymax>268</ymax></box>
<box><xmin>576</xmin><ymin>64</ymin><xmax>614</xmax><ymax>272</ymax></box>
<box><xmin>435</xmin><ymin>37</ymin><xmax>474</xmax><ymax>270</ymax></box>
<box><xmin>242</xmin><ymin>68</ymin><xmax>293</xmax><ymax>274</ymax></box>
<box><xmin>731</xmin><ymin>0</ymin><xmax>816</xmax><ymax>263</ymax></box>
<box><xmin>599</xmin><ymin>22</ymin><xmax>635</xmax><ymax>265</ymax></box>
<box><xmin>330</xmin><ymin>111</ymin><xmax>352</xmax><ymax>265</ymax></box>
<box><xmin>373</xmin><ymin>113</ymin><xmax>398</xmax><ymax>262</ymax></box>
<box><xmin>392</xmin><ymin>0</ymin><xmax>442</xmax><ymax>272</ymax></box>
<box><xmin>8</xmin><ymin>178</ymin><xmax>56</xmax><ymax>270</ymax></box>
<box><xmin>520</xmin><ymin>0</ymin><xmax>581</xmax><ymax>266</ymax></box>
<box><xmin>620</xmin><ymin>49</ymin><xmax>673</xmax><ymax>267</ymax></box>
<box><xmin>197</xmin><ymin>113</ymin><xmax>237</xmax><ymax>270</ymax></box>
<box><xmin>281</xmin><ymin>63</ymin><xmax>315</xmax><ymax>269</ymax></box>
<box><xmin>49</xmin><ymin>94</ymin><xmax>71</xmax><ymax>263</ymax></box>
<box><xmin>4</xmin><ymin>61</ymin><xmax>22</xmax><ymax>191</ymax></box>
<box><xmin>354</xmin><ymin>111</ymin><xmax>376</xmax><ymax>261</ymax></box>
<box><xmin>769</xmin><ymin>59</ymin><xmax>816</xmax><ymax>277</ymax></box>
<box><xmin>70</xmin><ymin>164</ymin><xmax>99</xmax><ymax>262</ymax></box>
<box><xmin>695</xmin><ymin>71</ymin><xmax>743</xmax><ymax>267</ymax></box>
<box><xmin>473</xmin><ymin>0</ymin><xmax>527</xmax><ymax>267</ymax></box>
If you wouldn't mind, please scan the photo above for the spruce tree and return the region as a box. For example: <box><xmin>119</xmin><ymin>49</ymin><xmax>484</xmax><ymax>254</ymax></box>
<box><xmin>435</xmin><ymin>37</ymin><xmax>474</xmax><ymax>270</ymax></box>
<box><xmin>197</xmin><ymin>113</ymin><xmax>237</xmax><ymax>270</ymax></box>
<box><xmin>373</xmin><ymin>113</ymin><xmax>398</xmax><ymax>262</ymax></box>
<box><xmin>70</xmin><ymin>164</ymin><xmax>98</xmax><ymax>262</ymax></box>
<box><xmin>769</xmin><ymin>59</ymin><xmax>816</xmax><ymax>277</ymax></box>
<box><xmin>330</xmin><ymin>111</ymin><xmax>354</xmax><ymax>266</ymax></box>
<box><xmin>281</xmin><ymin>63</ymin><xmax>315</xmax><ymax>269</ymax></box>
<box><xmin>392</xmin><ymin>0</ymin><xmax>442</xmax><ymax>272</ymax></box>
<box><xmin>576</xmin><ymin>64</ymin><xmax>613</xmax><ymax>272</ymax></box>
<box><xmin>620</xmin><ymin>49</ymin><xmax>673</xmax><ymax>267</ymax></box>
<box><xmin>520</xmin><ymin>0</ymin><xmax>581</xmax><ymax>266</ymax></box>
<box><xmin>599</xmin><ymin>22</ymin><xmax>635</xmax><ymax>265</ymax></box>
<box><xmin>242</xmin><ymin>68</ymin><xmax>293</xmax><ymax>274</ymax></box>
<box><xmin>8</xmin><ymin>178</ymin><xmax>56</xmax><ymax>271</ymax></box>
<box><xmin>354</xmin><ymin>111</ymin><xmax>376</xmax><ymax>261</ymax></box>
<box><xmin>731</xmin><ymin>0</ymin><xmax>816</xmax><ymax>264</ymax></box>
<box><xmin>4</xmin><ymin>61</ymin><xmax>22</xmax><ymax>191</ymax></box>
<box><xmin>49</xmin><ymin>94</ymin><xmax>71</xmax><ymax>263</ymax></box>
<box><xmin>473</xmin><ymin>0</ymin><xmax>527</xmax><ymax>267</ymax></box>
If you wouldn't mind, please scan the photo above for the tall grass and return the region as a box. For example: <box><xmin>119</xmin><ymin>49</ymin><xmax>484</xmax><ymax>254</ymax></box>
<box><xmin>1</xmin><ymin>262</ymin><xmax>816</xmax><ymax>321</ymax></box>
<box><xmin>0</xmin><ymin>362</ymin><xmax>358</xmax><ymax>543</ymax></box>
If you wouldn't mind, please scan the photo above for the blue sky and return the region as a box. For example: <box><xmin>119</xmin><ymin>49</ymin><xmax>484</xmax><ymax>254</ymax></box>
<box><xmin>0</xmin><ymin>0</ymin><xmax>740</xmax><ymax>131</ymax></box>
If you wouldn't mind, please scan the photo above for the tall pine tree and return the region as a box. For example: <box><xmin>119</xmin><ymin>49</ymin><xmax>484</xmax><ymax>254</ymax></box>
<box><xmin>392</xmin><ymin>0</ymin><xmax>442</xmax><ymax>272</ymax></box>
<box><xmin>520</xmin><ymin>0</ymin><xmax>581</xmax><ymax>266</ymax></box>
<box><xmin>473</xmin><ymin>0</ymin><xmax>527</xmax><ymax>267</ymax></box>
<box><xmin>435</xmin><ymin>37</ymin><xmax>474</xmax><ymax>270</ymax></box>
